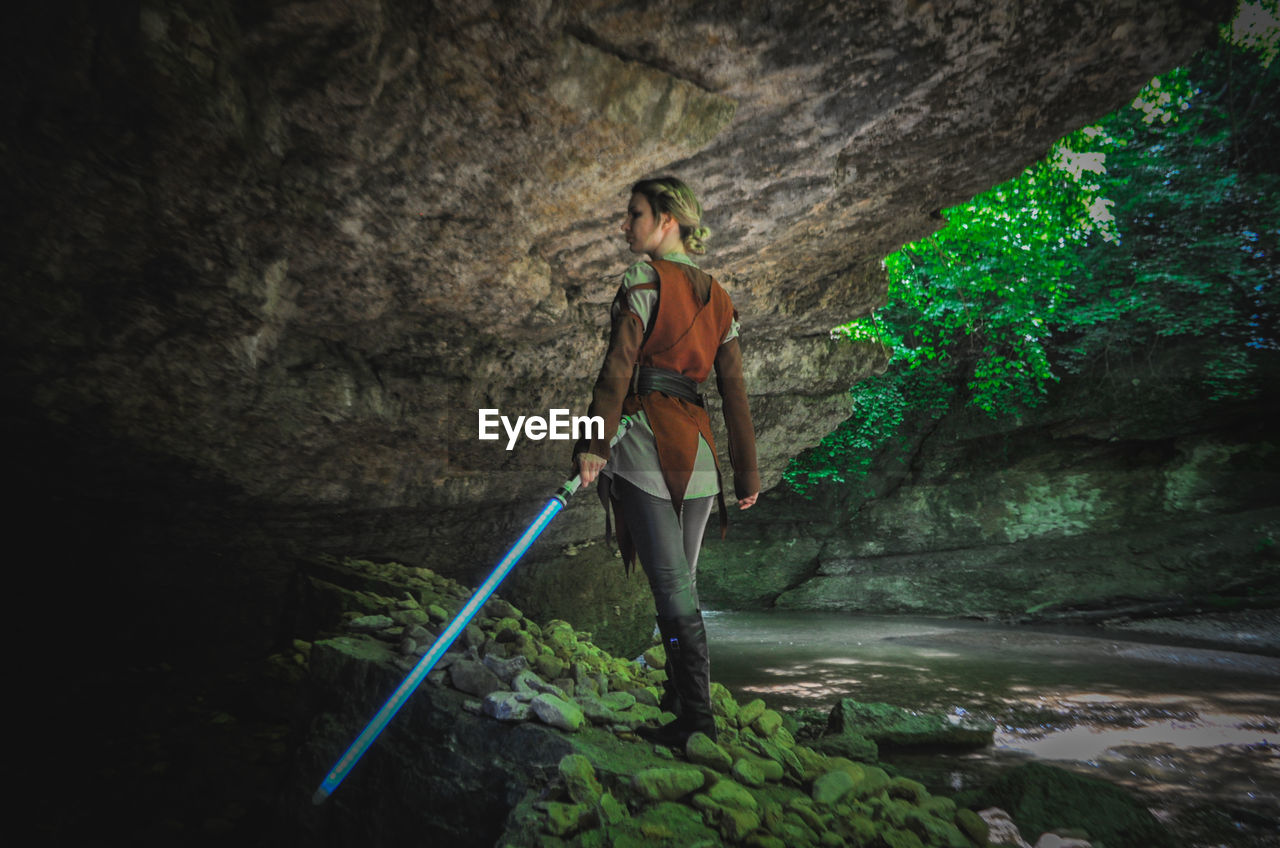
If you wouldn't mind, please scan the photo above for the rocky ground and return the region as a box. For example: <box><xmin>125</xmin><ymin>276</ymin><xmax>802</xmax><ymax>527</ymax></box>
<box><xmin>275</xmin><ymin>557</ymin><xmax>1183</xmax><ymax>848</ymax></box>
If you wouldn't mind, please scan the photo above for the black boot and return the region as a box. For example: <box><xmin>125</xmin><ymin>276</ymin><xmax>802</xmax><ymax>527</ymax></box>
<box><xmin>636</xmin><ymin>611</ymin><xmax>716</xmax><ymax>747</ymax></box>
<box><xmin>654</xmin><ymin>615</ymin><xmax>683</xmax><ymax>718</ymax></box>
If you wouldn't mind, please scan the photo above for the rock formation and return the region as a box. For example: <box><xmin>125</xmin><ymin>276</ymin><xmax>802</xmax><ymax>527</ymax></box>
<box><xmin>699</xmin><ymin>338</ymin><xmax>1280</xmax><ymax>620</ymax></box>
<box><xmin>2</xmin><ymin>1</ymin><xmax>1229</xmax><ymax>644</ymax></box>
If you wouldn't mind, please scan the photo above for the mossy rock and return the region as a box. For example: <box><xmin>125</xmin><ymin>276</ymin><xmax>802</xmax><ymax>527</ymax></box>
<box><xmin>957</xmin><ymin>761</ymin><xmax>1175</xmax><ymax>848</ymax></box>
<box><xmin>827</xmin><ymin>699</ymin><xmax>994</xmax><ymax>750</ymax></box>
<box><xmin>812</xmin><ymin>730</ymin><xmax>878</xmax><ymax>763</ymax></box>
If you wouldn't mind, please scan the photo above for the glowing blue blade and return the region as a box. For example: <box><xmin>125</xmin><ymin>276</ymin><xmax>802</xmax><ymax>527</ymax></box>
<box><xmin>313</xmin><ymin>497</ymin><xmax>563</xmax><ymax>804</ymax></box>
<box><xmin>313</xmin><ymin>414</ymin><xmax>632</xmax><ymax>804</ymax></box>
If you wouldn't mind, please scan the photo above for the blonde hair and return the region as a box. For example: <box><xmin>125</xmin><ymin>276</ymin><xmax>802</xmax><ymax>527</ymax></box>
<box><xmin>631</xmin><ymin>176</ymin><xmax>711</xmax><ymax>255</ymax></box>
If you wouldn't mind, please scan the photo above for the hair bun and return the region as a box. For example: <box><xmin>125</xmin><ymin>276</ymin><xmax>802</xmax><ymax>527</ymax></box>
<box><xmin>685</xmin><ymin>225</ymin><xmax>712</xmax><ymax>255</ymax></box>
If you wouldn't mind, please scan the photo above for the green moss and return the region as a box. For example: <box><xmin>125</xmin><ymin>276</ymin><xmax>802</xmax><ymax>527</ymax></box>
<box><xmin>958</xmin><ymin>761</ymin><xmax>1174</xmax><ymax>848</ymax></box>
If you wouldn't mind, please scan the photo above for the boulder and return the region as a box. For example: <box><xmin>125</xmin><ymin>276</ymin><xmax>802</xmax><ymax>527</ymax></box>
<box><xmin>826</xmin><ymin>699</ymin><xmax>994</xmax><ymax>750</ymax></box>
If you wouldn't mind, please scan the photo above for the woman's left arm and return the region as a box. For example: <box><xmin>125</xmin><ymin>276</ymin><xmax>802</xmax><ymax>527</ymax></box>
<box><xmin>713</xmin><ymin>336</ymin><xmax>760</xmax><ymax>507</ymax></box>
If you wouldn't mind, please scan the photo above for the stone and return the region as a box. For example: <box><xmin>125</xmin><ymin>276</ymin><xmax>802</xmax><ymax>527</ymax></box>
<box><xmin>752</xmin><ymin>708</ymin><xmax>784</xmax><ymax>738</ymax></box>
<box><xmin>887</xmin><ymin>776</ymin><xmax>930</xmax><ymax>805</ymax></box>
<box><xmin>685</xmin><ymin>732</ymin><xmax>733</xmax><ymax>771</ymax></box>
<box><xmin>980</xmin><ymin>808</ymin><xmax>1033</xmax><ymax>848</ymax></box>
<box><xmin>346</xmin><ymin>615</ymin><xmax>393</xmax><ymax>633</ymax></box>
<box><xmin>738</xmin><ymin>698</ymin><xmax>767</xmax><ymax>728</ymax></box>
<box><xmin>599</xmin><ymin>691</ymin><xmax>636</xmax><ymax>711</ymax></box>
<box><xmin>826</xmin><ymin>699</ymin><xmax>994</xmax><ymax>750</ymax></box>
<box><xmin>642</xmin><ymin>644</ymin><xmax>666</xmax><ymax>669</ymax></box>
<box><xmin>631</xmin><ymin>766</ymin><xmax>706</xmax><ymax>802</ymax></box>
<box><xmin>530</xmin><ymin>694</ymin><xmax>586</xmax><ymax>732</ymax></box>
<box><xmin>543</xmin><ymin>621</ymin><xmax>579</xmax><ymax>660</ymax></box>
<box><xmin>710</xmin><ymin>683</ymin><xmax>740</xmax><ymax>723</ymax></box>
<box><xmin>557</xmin><ymin>754</ymin><xmax>602</xmax><ymax>805</ymax></box>
<box><xmin>955</xmin><ymin>808</ymin><xmax>989</xmax><ymax>845</ymax></box>
<box><xmin>543</xmin><ymin>801</ymin><xmax>591</xmax><ymax>837</ymax></box>
<box><xmin>812</xmin><ymin>731</ymin><xmax>878</xmax><ymax>763</ymax></box>
<box><xmin>512</xmin><ymin>669</ymin><xmax>568</xmax><ymax>700</ymax></box>
<box><xmin>811</xmin><ymin>770</ymin><xmax>856</xmax><ymax>806</ymax></box>
<box><xmin>1033</xmin><ymin>834</ymin><xmax>1093</xmax><ymax>848</ymax></box>
<box><xmin>533</xmin><ymin>654</ymin><xmax>567</xmax><ymax>680</ymax></box>
<box><xmin>482</xmin><ymin>653</ymin><xmax>529</xmax><ymax>684</ymax></box>
<box><xmin>707</xmin><ymin>777</ymin><xmax>759</xmax><ymax>812</ymax></box>
<box><xmin>447</xmin><ymin>659</ymin><xmax>506</xmax><ymax>698</ymax></box>
<box><xmin>731</xmin><ymin>757</ymin><xmax>767</xmax><ymax>788</ymax></box>
<box><xmin>598</xmin><ymin>792</ymin><xmax>628</xmax><ymax>826</ymax></box>
<box><xmin>575</xmin><ymin>695</ymin><xmax>622</xmax><ymax>726</ymax></box>
<box><xmin>482</xmin><ymin>691</ymin><xmax>530</xmax><ymax>722</ymax></box>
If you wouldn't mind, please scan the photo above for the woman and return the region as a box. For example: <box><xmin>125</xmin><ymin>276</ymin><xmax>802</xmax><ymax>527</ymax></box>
<box><xmin>574</xmin><ymin>176</ymin><xmax>760</xmax><ymax>746</ymax></box>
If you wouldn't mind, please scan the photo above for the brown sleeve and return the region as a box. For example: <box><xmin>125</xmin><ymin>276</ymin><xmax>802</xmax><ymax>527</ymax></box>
<box><xmin>575</xmin><ymin>310</ymin><xmax>644</xmax><ymax>462</ymax></box>
<box><xmin>713</xmin><ymin>336</ymin><xmax>761</xmax><ymax>498</ymax></box>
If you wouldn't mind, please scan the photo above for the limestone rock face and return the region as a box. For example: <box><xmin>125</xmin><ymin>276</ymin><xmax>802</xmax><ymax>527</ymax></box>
<box><xmin>700</xmin><ymin>340</ymin><xmax>1280</xmax><ymax>618</ymax></box>
<box><xmin>2</xmin><ymin>1</ymin><xmax>1226</xmax><ymax>621</ymax></box>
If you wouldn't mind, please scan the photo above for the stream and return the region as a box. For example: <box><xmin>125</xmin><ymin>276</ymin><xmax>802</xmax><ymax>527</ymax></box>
<box><xmin>705</xmin><ymin>610</ymin><xmax>1280</xmax><ymax>847</ymax></box>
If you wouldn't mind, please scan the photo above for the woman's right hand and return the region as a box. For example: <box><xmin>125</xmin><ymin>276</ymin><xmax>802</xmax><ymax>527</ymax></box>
<box><xmin>576</xmin><ymin>452</ymin><xmax>607</xmax><ymax>488</ymax></box>
<box><xmin>737</xmin><ymin>491</ymin><xmax>759</xmax><ymax>510</ymax></box>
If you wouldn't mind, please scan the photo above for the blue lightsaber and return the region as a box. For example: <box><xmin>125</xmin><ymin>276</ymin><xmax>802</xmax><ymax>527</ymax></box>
<box><xmin>313</xmin><ymin>415</ymin><xmax>633</xmax><ymax>805</ymax></box>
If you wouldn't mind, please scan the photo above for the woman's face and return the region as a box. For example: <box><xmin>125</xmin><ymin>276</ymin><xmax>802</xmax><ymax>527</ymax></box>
<box><xmin>622</xmin><ymin>192</ymin><xmax>670</xmax><ymax>256</ymax></box>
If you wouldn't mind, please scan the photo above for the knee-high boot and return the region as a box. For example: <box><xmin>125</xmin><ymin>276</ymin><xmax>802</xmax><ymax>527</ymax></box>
<box><xmin>655</xmin><ymin>615</ymin><xmax>683</xmax><ymax>717</ymax></box>
<box><xmin>638</xmin><ymin>611</ymin><xmax>716</xmax><ymax>746</ymax></box>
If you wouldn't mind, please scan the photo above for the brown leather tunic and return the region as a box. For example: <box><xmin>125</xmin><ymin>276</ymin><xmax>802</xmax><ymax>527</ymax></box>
<box><xmin>578</xmin><ymin>259</ymin><xmax>760</xmax><ymax>567</ymax></box>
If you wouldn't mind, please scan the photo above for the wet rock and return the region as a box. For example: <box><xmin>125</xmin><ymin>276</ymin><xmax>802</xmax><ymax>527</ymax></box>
<box><xmin>826</xmin><ymin>699</ymin><xmax>994</xmax><ymax>750</ymax></box>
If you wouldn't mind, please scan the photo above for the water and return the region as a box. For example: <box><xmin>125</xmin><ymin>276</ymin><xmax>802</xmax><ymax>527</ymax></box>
<box><xmin>704</xmin><ymin>610</ymin><xmax>1280</xmax><ymax>846</ymax></box>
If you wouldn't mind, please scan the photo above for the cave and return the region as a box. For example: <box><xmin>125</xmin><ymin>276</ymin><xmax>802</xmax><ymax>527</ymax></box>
<box><xmin>5</xmin><ymin>1</ymin><xmax>1274</xmax><ymax>846</ymax></box>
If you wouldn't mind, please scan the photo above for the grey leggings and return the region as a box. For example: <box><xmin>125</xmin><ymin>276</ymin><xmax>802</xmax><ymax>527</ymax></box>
<box><xmin>611</xmin><ymin>475</ymin><xmax>715</xmax><ymax>619</ymax></box>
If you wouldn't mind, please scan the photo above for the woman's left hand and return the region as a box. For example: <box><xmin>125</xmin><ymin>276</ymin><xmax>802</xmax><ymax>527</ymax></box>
<box><xmin>737</xmin><ymin>492</ymin><xmax>758</xmax><ymax>510</ymax></box>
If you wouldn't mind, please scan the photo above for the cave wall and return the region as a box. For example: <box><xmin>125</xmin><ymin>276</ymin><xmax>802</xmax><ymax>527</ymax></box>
<box><xmin>1</xmin><ymin>0</ymin><xmax>1229</xmax><ymax>642</ymax></box>
<box><xmin>699</xmin><ymin>340</ymin><xmax>1280</xmax><ymax>619</ymax></box>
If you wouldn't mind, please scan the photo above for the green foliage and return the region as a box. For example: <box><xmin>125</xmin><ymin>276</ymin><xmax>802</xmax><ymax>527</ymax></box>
<box><xmin>784</xmin><ymin>8</ymin><xmax>1279</xmax><ymax>497</ymax></box>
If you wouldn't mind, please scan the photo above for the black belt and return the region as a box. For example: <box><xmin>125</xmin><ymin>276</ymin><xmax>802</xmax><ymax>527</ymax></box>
<box><xmin>637</xmin><ymin>367</ymin><xmax>702</xmax><ymax>406</ymax></box>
